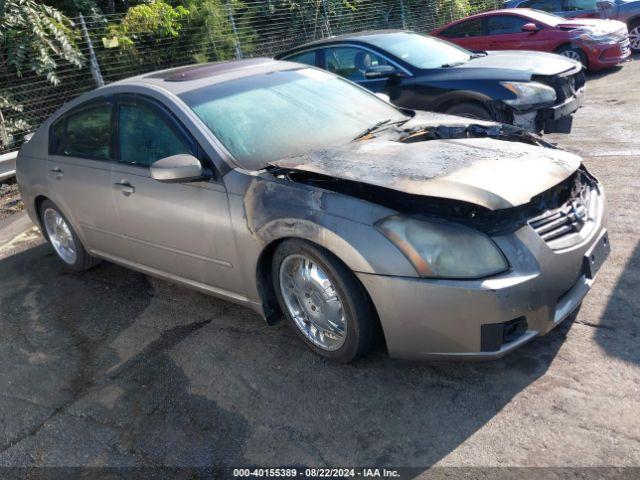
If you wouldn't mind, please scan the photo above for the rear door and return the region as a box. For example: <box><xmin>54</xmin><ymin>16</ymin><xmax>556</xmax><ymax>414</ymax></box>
<box><xmin>110</xmin><ymin>94</ymin><xmax>240</xmax><ymax>291</ymax></box>
<box><xmin>47</xmin><ymin>98</ymin><xmax>125</xmax><ymax>254</ymax></box>
<box><xmin>438</xmin><ymin>18</ymin><xmax>486</xmax><ymax>50</ymax></box>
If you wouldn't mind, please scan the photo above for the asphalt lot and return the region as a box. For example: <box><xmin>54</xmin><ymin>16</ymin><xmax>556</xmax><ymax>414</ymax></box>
<box><xmin>0</xmin><ymin>58</ymin><xmax>639</xmax><ymax>473</ymax></box>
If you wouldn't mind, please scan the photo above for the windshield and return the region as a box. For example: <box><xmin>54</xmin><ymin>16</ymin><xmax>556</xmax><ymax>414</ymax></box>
<box><xmin>521</xmin><ymin>9</ymin><xmax>568</xmax><ymax>26</ymax></box>
<box><xmin>180</xmin><ymin>68</ymin><xmax>406</xmax><ymax>170</ymax></box>
<box><xmin>366</xmin><ymin>32</ymin><xmax>472</xmax><ymax>69</ymax></box>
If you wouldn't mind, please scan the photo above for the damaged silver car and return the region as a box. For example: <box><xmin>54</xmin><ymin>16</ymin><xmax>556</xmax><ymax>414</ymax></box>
<box><xmin>17</xmin><ymin>59</ymin><xmax>610</xmax><ymax>362</ymax></box>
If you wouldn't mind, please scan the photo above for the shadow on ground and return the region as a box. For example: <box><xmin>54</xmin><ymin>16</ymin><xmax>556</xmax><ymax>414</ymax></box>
<box><xmin>0</xmin><ymin>243</ymin><xmax>575</xmax><ymax>468</ymax></box>
<box><xmin>595</xmin><ymin>240</ymin><xmax>640</xmax><ymax>365</ymax></box>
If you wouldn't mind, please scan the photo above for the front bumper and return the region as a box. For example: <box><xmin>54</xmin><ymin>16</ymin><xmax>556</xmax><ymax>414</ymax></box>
<box><xmin>358</xmin><ymin>187</ymin><xmax>608</xmax><ymax>360</ymax></box>
<box><xmin>539</xmin><ymin>86</ymin><xmax>585</xmax><ymax>134</ymax></box>
<box><xmin>585</xmin><ymin>39</ymin><xmax>632</xmax><ymax>70</ymax></box>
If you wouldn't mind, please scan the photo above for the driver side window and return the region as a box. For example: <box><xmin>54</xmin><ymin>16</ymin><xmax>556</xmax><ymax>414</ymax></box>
<box><xmin>117</xmin><ymin>100</ymin><xmax>193</xmax><ymax>167</ymax></box>
<box><xmin>322</xmin><ymin>47</ymin><xmax>388</xmax><ymax>81</ymax></box>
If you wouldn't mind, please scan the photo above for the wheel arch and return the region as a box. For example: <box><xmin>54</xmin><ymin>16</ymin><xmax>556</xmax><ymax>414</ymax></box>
<box><xmin>626</xmin><ymin>15</ymin><xmax>640</xmax><ymax>28</ymax></box>
<box><xmin>33</xmin><ymin>194</ymin><xmax>49</xmax><ymax>229</ymax></box>
<box><xmin>431</xmin><ymin>90</ymin><xmax>494</xmax><ymax>114</ymax></box>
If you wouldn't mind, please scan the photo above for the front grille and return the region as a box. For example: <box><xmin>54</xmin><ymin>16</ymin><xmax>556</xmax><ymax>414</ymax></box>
<box><xmin>529</xmin><ymin>178</ymin><xmax>596</xmax><ymax>246</ymax></box>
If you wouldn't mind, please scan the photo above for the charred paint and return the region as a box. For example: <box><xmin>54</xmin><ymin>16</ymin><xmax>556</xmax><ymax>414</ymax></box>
<box><xmin>272</xmin><ymin>117</ymin><xmax>581</xmax><ymax>210</ymax></box>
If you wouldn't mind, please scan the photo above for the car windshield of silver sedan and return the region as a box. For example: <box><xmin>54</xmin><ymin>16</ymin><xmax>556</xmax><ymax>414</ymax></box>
<box><xmin>366</xmin><ymin>32</ymin><xmax>472</xmax><ymax>68</ymax></box>
<box><xmin>179</xmin><ymin>68</ymin><xmax>407</xmax><ymax>170</ymax></box>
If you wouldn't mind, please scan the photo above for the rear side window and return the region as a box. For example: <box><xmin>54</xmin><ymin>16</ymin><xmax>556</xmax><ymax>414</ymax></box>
<box><xmin>523</xmin><ymin>0</ymin><xmax>562</xmax><ymax>11</ymax></box>
<box><xmin>564</xmin><ymin>0</ymin><xmax>597</xmax><ymax>10</ymax></box>
<box><xmin>441</xmin><ymin>19</ymin><xmax>484</xmax><ymax>38</ymax></box>
<box><xmin>117</xmin><ymin>101</ymin><xmax>193</xmax><ymax>167</ymax></box>
<box><xmin>50</xmin><ymin>103</ymin><xmax>111</xmax><ymax>160</ymax></box>
<box><xmin>486</xmin><ymin>15</ymin><xmax>530</xmax><ymax>35</ymax></box>
<box><xmin>284</xmin><ymin>50</ymin><xmax>317</xmax><ymax>66</ymax></box>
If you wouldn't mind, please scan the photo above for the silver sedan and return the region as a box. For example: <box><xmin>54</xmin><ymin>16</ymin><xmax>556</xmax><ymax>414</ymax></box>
<box><xmin>17</xmin><ymin>58</ymin><xmax>610</xmax><ymax>362</ymax></box>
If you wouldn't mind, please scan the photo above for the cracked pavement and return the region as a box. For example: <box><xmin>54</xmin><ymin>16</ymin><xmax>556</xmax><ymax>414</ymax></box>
<box><xmin>0</xmin><ymin>58</ymin><xmax>639</xmax><ymax>470</ymax></box>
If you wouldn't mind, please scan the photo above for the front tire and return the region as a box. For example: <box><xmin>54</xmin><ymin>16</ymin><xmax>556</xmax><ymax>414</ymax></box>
<box><xmin>272</xmin><ymin>239</ymin><xmax>375</xmax><ymax>363</ymax></box>
<box><xmin>444</xmin><ymin>102</ymin><xmax>493</xmax><ymax>121</ymax></box>
<box><xmin>39</xmin><ymin>199</ymin><xmax>100</xmax><ymax>272</ymax></box>
<box><xmin>556</xmin><ymin>45</ymin><xmax>588</xmax><ymax>68</ymax></box>
<box><xmin>629</xmin><ymin>20</ymin><xmax>640</xmax><ymax>52</ymax></box>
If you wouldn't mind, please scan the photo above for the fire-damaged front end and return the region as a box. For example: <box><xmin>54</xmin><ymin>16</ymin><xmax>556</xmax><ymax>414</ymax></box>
<box><xmin>254</xmin><ymin>114</ymin><xmax>609</xmax><ymax>359</ymax></box>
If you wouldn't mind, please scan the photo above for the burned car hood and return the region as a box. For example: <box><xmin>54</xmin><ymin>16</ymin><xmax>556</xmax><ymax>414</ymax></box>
<box><xmin>271</xmin><ymin>114</ymin><xmax>581</xmax><ymax>211</ymax></box>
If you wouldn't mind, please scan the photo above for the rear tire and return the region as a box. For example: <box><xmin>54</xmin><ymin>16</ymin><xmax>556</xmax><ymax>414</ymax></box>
<box><xmin>444</xmin><ymin>102</ymin><xmax>493</xmax><ymax>121</ymax></box>
<box><xmin>39</xmin><ymin>199</ymin><xmax>100</xmax><ymax>272</ymax></box>
<box><xmin>272</xmin><ymin>239</ymin><xmax>376</xmax><ymax>363</ymax></box>
<box><xmin>556</xmin><ymin>45</ymin><xmax>588</xmax><ymax>68</ymax></box>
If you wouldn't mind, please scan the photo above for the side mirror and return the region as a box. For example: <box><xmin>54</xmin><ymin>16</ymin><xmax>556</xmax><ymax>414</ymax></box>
<box><xmin>522</xmin><ymin>23</ymin><xmax>540</xmax><ymax>32</ymax></box>
<box><xmin>364</xmin><ymin>65</ymin><xmax>400</xmax><ymax>79</ymax></box>
<box><xmin>150</xmin><ymin>154</ymin><xmax>203</xmax><ymax>183</ymax></box>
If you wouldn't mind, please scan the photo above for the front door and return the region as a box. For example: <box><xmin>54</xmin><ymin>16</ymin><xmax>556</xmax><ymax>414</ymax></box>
<box><xmin>484</xmin><ymin>15</ymin><xmax>545</xmax><ymax>50</ymax></box>
<box><xmin>321</xmin><ymin>46</ymin><xmax>408</xmax><ymax>106</ymax></box>
<box><xmin>110</xmin><ymin>95</ymin><xmax>239</xmax><ymax>292</ymax></box>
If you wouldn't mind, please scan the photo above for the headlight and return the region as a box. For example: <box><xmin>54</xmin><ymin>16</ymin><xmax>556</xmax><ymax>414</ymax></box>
<box><xmin>376</xmin><ymin>216</ymin><xmax>509</xmax><ymax>279</ymax></box>
<box><xmin>500</xmin><ymin>81</ymin><xmax>557</xmax><ymax>109</ymax></box>
<box><xmin>575</xmin><ymin>30</ymin><xmax>617</xmax><ymax>44</ymax></box>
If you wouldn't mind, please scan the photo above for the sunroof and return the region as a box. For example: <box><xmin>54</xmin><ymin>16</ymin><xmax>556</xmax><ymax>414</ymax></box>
<box><xmin>144</xmin><ymin>58</ymin><xmax>274</xmax><ymax>82</ymax></box>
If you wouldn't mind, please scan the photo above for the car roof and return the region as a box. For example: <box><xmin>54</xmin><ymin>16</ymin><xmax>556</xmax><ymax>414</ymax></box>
<box><xmin>108</xmin><ymin>57</ymin><xmax>303</xmax><ymax>95</ymax></box>
<box><xmin>276</xmin><ymin>29</ymin><xmax>409</xmax><ymax>56</ymax></box>
<box><xmin>433</xmin><ymin>8</ymin><xmax>551</xmax><ymax>31</ymax></box>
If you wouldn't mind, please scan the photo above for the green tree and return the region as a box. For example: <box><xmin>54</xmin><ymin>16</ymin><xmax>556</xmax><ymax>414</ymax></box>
<box><xmin>0</xmin><ymin>0</ymin><xmax>84</xmax><ymax>150</ymax></box>
<box><xmin>0</xmin><ymin>0</ymin><xmax>84</xmax><ymax>83</ymax></box>
<box><xmin>100</xmin><ymin>0</ymin><xmax>190</xmax><ymax>76</ymax></box>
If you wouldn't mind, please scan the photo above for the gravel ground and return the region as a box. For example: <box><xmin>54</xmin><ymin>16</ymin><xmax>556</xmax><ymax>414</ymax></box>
<box><xmin>0</xmin><ymin>180</ymin><xmax>24</xmax><ymax>220</ymax></box>
<box><xmin>0</xmin><ymin>58</ymin><xmax>638</xmax><ymax>474</ymax></box>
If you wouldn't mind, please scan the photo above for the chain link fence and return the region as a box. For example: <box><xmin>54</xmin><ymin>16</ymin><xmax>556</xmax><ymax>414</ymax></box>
<box><xmin>0</xmin><ymin>0</ymin><xmax>501</xmax><ymax>155</ymax></box>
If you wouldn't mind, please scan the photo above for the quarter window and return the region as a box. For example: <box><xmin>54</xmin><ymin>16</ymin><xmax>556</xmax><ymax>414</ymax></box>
<box><xmin>523</xmin><ymin>0</ymin><xmax>562</xmax><ymax>11</ymax></box>
<box><xmin>486</xmin><ymin>15</ymin><xmax>530</xmax><ymax>35</ymax></box>
<box><xmin>117</xmin><ymin>101</ymin><xmax>192</xmax><ymax>167</ymax></box>
<box><xmin>441</xmin><ymin>19</ymin><xmax>484</xmax><ymax>38</ymax></box>
<box><xmin>322</xmin><ymin>47</ymin><xmax>389</xmax><ymax>81</ymax></box>
<box><xmin>50</xmin><ymin>103</ymin><xmax>111</xmax><ymax>160</ymax></box>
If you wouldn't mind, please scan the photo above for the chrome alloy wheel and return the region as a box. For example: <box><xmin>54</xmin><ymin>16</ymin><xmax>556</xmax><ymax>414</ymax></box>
<box><xmin>278</xmin><ymin>254</ymin><xmax>346</xmax><ymax>351</ymax></box>
<box><xmin>560</xmin><ymin>49</ymin><xmax>582</xmax><ymax>62</ymax></box>
<box><xmin>43</xmin><ymin>208</ymin><xmax>77</xmax><ymax>265</ymax></box>
<box><xmin>630</xmin><ymin>26</ymin><xmax>640</xmax><ymax>52</ymax></box>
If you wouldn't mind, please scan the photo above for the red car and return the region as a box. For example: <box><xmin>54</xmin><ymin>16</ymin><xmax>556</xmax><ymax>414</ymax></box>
<box><xmin>432</xmin><ymin>9</ymin><xmax>631</xmax><ymax>70</ymax></box>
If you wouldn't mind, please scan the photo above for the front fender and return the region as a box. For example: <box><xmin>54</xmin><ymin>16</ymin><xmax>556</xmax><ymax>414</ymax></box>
<box><xmin>242</xmin><ymin>176</ymin><xmax>415</xmax><ymax>276</ymax></box>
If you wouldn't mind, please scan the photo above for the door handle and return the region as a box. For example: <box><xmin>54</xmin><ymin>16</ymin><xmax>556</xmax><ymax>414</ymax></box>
<box><xmin>114</xmin><ymin>181</ymin><xmax>135</xmax><ymax>196</ymax></box>
<box><xmin>49</xmin><ymin>167</ymin><xmax>63</xmax><ymax>179</ymax></box>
